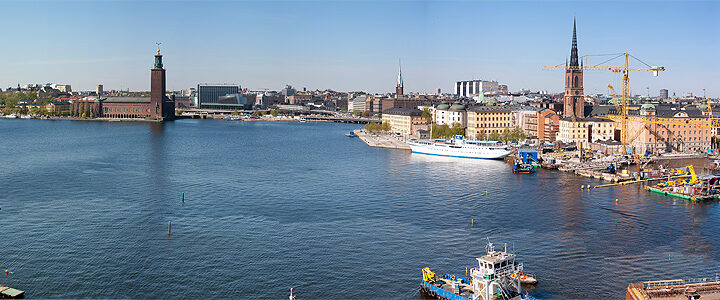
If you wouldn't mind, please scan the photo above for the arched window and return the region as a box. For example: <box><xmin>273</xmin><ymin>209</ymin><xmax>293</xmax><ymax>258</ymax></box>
<box><xmin>574</xmin><ymin>76</ymin><xmax>579</xmax><ymax>88</ymax></box>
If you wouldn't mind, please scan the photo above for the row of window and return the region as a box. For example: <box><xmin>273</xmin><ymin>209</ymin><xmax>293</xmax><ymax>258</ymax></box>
<box><xmin>103</xmin><ymin>107</ymin><xmax>151</xmax><ymax>113</ymax></box>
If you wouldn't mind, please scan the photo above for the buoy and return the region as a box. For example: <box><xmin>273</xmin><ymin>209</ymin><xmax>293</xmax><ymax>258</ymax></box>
<box><xmin>168</xmin><ymin>221</ymin><xmax>171</xmax><ymax>234</ymax></box>
<box><xmin>616</xmin><ymin>199</ymin><xmax>619</xmax><ymax>204</ymax></box>
<box><xmin>485</xmin><ymin>191</ymin><xmax>488</xmax><ymax>196</ymax></box>
<box><xmin>669</xmin><ymin>254</ymin><xmax>671</xmax><ymax>264</ymax></box>
<box><xmin>182</xmin><ymin>192</ymin><xmax>185</xmax><ymax>203</ymax></box>
<box><xmin>4</xmin><ymin>270</ymin><xmax>7</xmax><ymax>275</ymax></box>
<box><xmin>471</xmin><ymin>219</ymin><xmax>474</xmax><ymax>226</ymax></box>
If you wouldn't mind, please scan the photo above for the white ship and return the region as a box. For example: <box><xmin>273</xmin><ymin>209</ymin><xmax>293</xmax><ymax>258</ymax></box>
<box><xmin>408</xmin><ymin>135</ymin><xmax>513</xmax><ymax>159</ymax></box>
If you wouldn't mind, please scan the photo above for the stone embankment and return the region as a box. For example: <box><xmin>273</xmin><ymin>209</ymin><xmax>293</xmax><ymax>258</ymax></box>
<box><xmin>355</xmin><ymin>130</ymin><xmax>411</xmax><ymax>150</ymax></box>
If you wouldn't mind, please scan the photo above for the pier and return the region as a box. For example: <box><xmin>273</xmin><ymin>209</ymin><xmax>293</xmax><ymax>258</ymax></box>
<box><xmin>627</xmin><ymin>278</ymin><xmax>720</xmax><ymax>299</ymax></box>
<box><xmin>0</xmin><ymin>285</ymin><xmax>24</xmax><ymax>299</ymax></box>
<box><xmin>355</xmin><ymin>130</ymin><xmax>411</xmax><ymax>150</ymax></box>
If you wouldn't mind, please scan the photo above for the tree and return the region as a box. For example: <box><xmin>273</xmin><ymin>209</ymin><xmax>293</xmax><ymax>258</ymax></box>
<box><xmin>500</xmin><ymin>128</ymin><xmax>511</xmax><ymax>142</ymax></box>
<box><xmin>381</xmin><ymin>121</ymin><xmax>391</xmax><ymax>131</ymax></box>
<box><xmin>232</xmin><ymin>110</ymin><xmax>239</xmax><ymax>115</ymax></box>
<box><xmin>489</xmin><ymin>131</ymin><xmax>501</xmax><ymax>141</ymax></box>
<box><xmin>450</xmin><ymin>122</ymin><xmax>465</xmax><ymax>137</ymax></box>
<box><xmin>476</xmin><ymin>129</ymin><xmax>487</xmax><ymax>141</ymax></box>
<box><xmin>364</xmin><ymin>121</ymin><xmax>382</xmax><ymax>132</ymax></box>
<box><xmin>421</xmin><ymin>107</ymin><xmax>432</xmax><ymax>121</ymax></box>
<box><xmin>270</xmin><ymin>109</ymin><xmax>278</xmax><ymax>116</ymax></box>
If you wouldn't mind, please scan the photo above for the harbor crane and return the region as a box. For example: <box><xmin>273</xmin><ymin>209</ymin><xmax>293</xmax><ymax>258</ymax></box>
<box><xmin>544</xmin><ymin>53</ymin><xmax>665</xmax><ymax>154</ymax></box>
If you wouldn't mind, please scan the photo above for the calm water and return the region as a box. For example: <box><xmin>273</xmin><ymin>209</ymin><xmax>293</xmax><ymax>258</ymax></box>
<box><xmin>1</xmin><ymin>119</ymin><xmax>719</xmax><ymax>299</ymax></box>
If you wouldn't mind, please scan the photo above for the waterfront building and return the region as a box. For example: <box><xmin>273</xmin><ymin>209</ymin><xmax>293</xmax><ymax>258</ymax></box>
<box><xmin>455</xmin><ymin>80</ymin><xmax>499</xmax><ymax>97</ymax></box>
<box><xmin>382</xmin><ymin>98</ymin><xmax>430</xmax><ymax>112</ymax></box>
<box><xmin>466</xmin><ymin>106</ymin><xmax>514</xmax><ymax>140</ymax></box>
<box><xmin>381</xmin><ymin>108</ymin><xmax>428</xmax><ymax>136</ymax></box>
<box><xmin>537</xmin><ymin>109</ymin><xmax>560</xmax><ymax>142</ymax></box>
<box><xmin>197</xmin><ymin>84</ymin><xmax>240</xmax><ymax>108</ymax></box>
<box><xmin>625</xmin><ymin>103</ymin><xmax>711</xmax><ymax>154</ymax></box>
<box><xmin>46</xmin><ymin>101</ymin><xmax>71</xmax><ymax>114</ymax></box>
<box><xmin>288</xmin><ymin>94</ymin><xmax>312</xmax><ymax>105</ymax></box>
<box><xmin>556</xmin><ymin>117</ymin><xmax>615</xmax><ymax>146</ymax></box>
<box><xmin>80</xmin><ymin>50</ymin><xmax>175</xmax><ymax>120</ymax></box>
<box><xmin>513</xmin><ymin>107</ymin><xmax>542</xmax><ymax>137</ymax></box>
<box><xmin>563</xmin><ymin>18</ymin><xmax>585</xmax><ymax>119</ymax></box>
<box><xmin>348</xmin><ymin>95</ymin><xmax>368</xmax><ymax>112</ymax></box>
<box><xmin>365</xmin><ymin>96</ymin><xmax>383</xmax><ymax>113</ymax></box>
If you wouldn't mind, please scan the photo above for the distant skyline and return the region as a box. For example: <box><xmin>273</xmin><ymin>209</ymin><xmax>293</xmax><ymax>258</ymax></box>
<box><xmin>1</xmin><ymin>1</ymin><xmax>718</xmax><ymax>97</ymax></box>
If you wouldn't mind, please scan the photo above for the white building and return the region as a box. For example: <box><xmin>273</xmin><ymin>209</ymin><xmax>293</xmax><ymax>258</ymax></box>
<box><xmin>348</xmin><ymin>95</ymin><xmax>367</xmax><ymax>112</ymax></box>
<box><xmin>433</xmin><ymin>102</ymin><xmax>467</xmax><ymax>128</ymax></box>
<box><xmin>455</xmin><ymin>80</ymin><xmax>499</xmax><ymax>97</ymax></box>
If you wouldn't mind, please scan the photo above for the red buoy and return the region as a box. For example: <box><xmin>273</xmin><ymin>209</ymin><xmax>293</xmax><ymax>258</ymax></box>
<box><xmin>669</xmin><ymin>254</ymin><xmax>671</xmax><ymax>264</ymax></box>
<box><xmin>168</xmin><ymin>221</ymin><xmax>171</xmax><ymax>234</ymax></box>
<box><xmin>616</xmin><ymin>199</ymin><xmax>619</xmax><ymax>204</ymax></box>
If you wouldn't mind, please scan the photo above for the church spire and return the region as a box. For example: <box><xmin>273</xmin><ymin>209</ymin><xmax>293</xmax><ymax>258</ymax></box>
<box><xmin>397</xmin><ymin>59</ymin><xmax>403</xmax><ymax>88</ymax></box>
<box><xmin>570</xmin><ymin>18</ymin><xmax>579</xmax><ymax>67</ymax></box>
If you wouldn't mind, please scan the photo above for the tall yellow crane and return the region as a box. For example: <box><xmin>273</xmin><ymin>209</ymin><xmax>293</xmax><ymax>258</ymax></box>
<box><xmin>544</xmin><ymin>53</ymin><xmax>665</xmax><ymax>154</ymax></box>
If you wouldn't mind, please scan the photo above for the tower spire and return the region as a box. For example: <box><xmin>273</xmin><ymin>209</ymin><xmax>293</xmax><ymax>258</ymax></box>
<box><xmin>570</xmin><ymin>17</ymin><xmax>579</xmax><ymax>67</ymax></box>
<box><xmin>397</xmin><ymin>59</ymin><xmax>403</xmax><ymax>88</ymax></box>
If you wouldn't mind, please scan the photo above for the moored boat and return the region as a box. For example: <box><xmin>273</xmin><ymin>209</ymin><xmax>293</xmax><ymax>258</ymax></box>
<box><xmin>513</xmin><ymin>160</ymin><xmax>535</xmax><ymax>174</ymax></box>
<box><xmin>420</xmin><ymin>240</ymin><xmax>537</xmax><ymax>300</ymax></box>
<box><xmin>408</xmin><ymin>135</ymin><xmax>512</xmax><ymax>160</ymax></box>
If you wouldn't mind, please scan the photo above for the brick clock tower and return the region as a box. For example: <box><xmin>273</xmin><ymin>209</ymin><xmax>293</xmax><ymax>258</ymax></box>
<box><xmin>564</xmin><ymin>18</ymin><xmax>584</xmax><ymax>119</ymax></box>
<box><xmin>151</xmin><ymin>48</ymin><xmax>175</xmax><ymax>121</ymax></box>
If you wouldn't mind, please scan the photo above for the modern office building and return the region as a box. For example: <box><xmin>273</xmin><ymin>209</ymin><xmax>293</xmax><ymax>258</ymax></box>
<box><xmin>455</xmin><ymin>80</ymin><xmax>498</xmax><ymax>97</ymax></box>
<box><xmin>197</xmin><ymin>84</ymin><xmax>241</xmax><ymax>109</ymax></box>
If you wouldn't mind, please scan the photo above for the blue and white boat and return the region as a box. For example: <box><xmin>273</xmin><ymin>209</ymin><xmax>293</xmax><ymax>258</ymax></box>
<box><xmin>408</xmin><ymin>136</ymin><xmax>512</xmax><ymax>160</ymax></box>
<box><xmin>420</xmin><ymin>240</ymin><xmax>538</xmax><ymax>300</ymax></box>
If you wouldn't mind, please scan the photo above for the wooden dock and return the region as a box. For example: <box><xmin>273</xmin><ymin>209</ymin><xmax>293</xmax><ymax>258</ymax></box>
<box><xmin>627</xmin><ymin>278</ymin><xmax>720</xmax><ymax>299</ymax></box>
<box><xmin>0</xmin><ymin>285</ymin><xmax>24</xmax><ymax>299</ymax></box>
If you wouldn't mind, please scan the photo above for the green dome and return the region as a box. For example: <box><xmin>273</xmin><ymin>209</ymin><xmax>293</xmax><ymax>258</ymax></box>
<box><xmin>436</xmin><ymin>102</ymin><xmax>450</xmax><ymax>110</ymax></box>
<box><xmin>640</xmin><ymin>103</ymin><xmax>656</xmax><ymax>111</ymax></box>
<box><xmin>449</xmin><ymin>103</ymin><xmax>466</xmax><ymax>111</ymax></box>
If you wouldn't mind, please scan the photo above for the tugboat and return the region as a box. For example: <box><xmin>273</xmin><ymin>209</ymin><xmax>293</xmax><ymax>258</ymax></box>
<box><xmin>420</xmin><ymin>240</ymin><xmax>537</xmax><ymax>300</ymax></box>
<box><xmin>513</xmin><ymin>160</ymin><xmax>535</xmax><ymax>174</ymax></box>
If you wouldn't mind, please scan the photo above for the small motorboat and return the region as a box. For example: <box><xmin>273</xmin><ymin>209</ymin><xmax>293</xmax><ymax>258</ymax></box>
<box><xmin>299</xmin><ymin>117</ymin><xmax>307</xmax><ymax>123</ymax></box>
<box><xmin>345</xmin><ymin>131</ymin><xmax>358</xmax><ymax>137</ymax></box>
<box><xmin>513</xmin><ymin>160</ymin><xmax>535</xmax><ymax>174</ymax></box>
<box><xmin>510</xmin><ymin>272</ymin><xmax>538</xmax><ymax>285</ymax></box>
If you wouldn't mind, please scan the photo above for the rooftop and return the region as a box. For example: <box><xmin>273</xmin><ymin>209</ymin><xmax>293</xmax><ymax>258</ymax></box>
<box><xmin>102</xmin><ymin>97</ymin><xmax>150</xmax><ymax>103</ymax></box>
<box><xmin>382</xmin><ymin>107</ymin><xmax>422</xmax><ymax>116</ymax></box>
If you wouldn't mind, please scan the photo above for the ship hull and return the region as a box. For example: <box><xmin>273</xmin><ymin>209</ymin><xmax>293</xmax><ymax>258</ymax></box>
<box><xmin>409</xmin><ymin>141</ymin><xmax>512</xmax><ymax>160</ymax></box>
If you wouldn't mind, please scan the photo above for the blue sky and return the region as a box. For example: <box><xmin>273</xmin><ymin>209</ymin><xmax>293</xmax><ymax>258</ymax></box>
<box><xmin>1</xmin><ymin>1</ymin><xmax>718</xmax><ymax>97</ymax></box>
